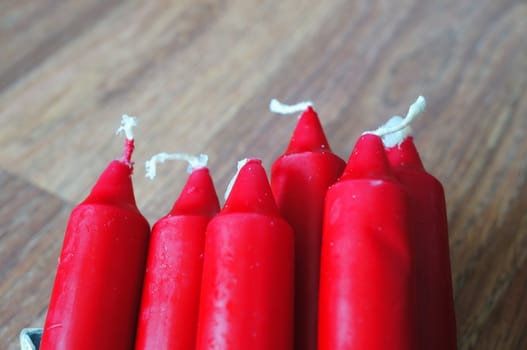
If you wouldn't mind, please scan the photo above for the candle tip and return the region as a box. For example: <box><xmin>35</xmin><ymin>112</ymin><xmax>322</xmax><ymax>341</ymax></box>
<box><xmin>341</xmin><ymin>134</ymin><xmax>395</xmax><ymax>180</ymax></box>
<box><xmin>145</xmin><ymin>152</ymin><xmax>209</xmax><ymax>180</ymax></box>
<box><xmin>222</xmin><ymin>158</ymin><xmax>280</xmax><ymax>216</ymax></box>
<box><xmin>269</xmin><ymin>98</ymin><xmax>314</xmax><ymax>115</ymax></box>
<box><xmin>116</xmin><ymin>114</ymin><xmax>138</xmax><ymax>140</ymax></box>
<box><xmin>224</xmin><ymin>158</ymin><xmax>250</xmax><ymax>200</ymax></box>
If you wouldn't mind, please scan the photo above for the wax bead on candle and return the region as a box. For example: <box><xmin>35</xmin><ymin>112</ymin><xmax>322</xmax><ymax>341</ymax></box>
<box><xmin>377</xmin><ymin>98</ymin><xmax>457</xmax><ymax>350</ymax></box>
<box><xmin>270</xmin><ymin>99</ymin><xmax>346</xmax><ymax>350</ymax></box>
<box><xmin>40</xmin><ymin>115</ymin><xmax>150</xmax><ymax>350</ymax></box>
<box><xmin>135</xmin><ymin>153</ymin><xmax>220</xmax><ymax>350</ymax></box>
<box><xmin>318</xmin><ymin>133</ymin><xmax>416</xmax><ymax>350</ymax></box>
<box><xmin>196</xmin><ymin>159</ymin><xmax>294</xmax><ymax>350</ymax></box>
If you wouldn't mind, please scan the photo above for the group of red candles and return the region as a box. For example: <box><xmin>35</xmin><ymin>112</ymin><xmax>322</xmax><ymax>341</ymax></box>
<box><xmin>38</xmin><ymin>97</ymin><xmax>457</xmax><ymax>349</ymax></box>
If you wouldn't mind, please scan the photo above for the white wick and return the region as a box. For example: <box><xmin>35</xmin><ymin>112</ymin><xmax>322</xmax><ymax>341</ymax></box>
<box><xmin>115</xmin><ymin>114</ymin><xmax>138</xmax><ymax>140</ymax></box>
<box><xmin>364</xmin><ymin>96</ymin><xmax>426</xmax><ymax>137</ymax></box>
<box><xmin>269</xmin><ymin>98</ymin><xmax>314</xmax><ymax>116</ymax></box>
<box><xmin>145</xmin><ymin>152</ymin><xmax>208</xmax><ymax>180</ymax></box>
<box><xmin>224</xmin><ymin>158</ymin><xmax>249</xmax><ymax>200</ymax></box>
<box><xmin>379</xmin><ymin>116</ymin><xmax>410</xmax><ymax>148</ymax></box>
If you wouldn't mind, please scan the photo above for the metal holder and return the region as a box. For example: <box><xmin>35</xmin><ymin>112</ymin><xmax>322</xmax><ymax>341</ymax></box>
<box><xmin>20</xmin><ymin>328</ymin><xmax>42</xmax><ymax>350</ymax></box>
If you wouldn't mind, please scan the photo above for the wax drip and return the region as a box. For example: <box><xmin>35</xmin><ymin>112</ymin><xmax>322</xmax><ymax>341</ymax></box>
<box><xmin>224</xmin><ymin>158</ymin><xmax>250</xmax><ymax>200</ymax></box>
<box><xmin>115</xmin><ymin>114</ymin><xmax>138</xmax><ymax>167</ymax></box>
<box><xmin>363</xmin><ymin>96</ymin><xmax>426</xmax><ymax>140</ymax></box>
<box><xmin>145</xmin><ymin>152</ymin><xmax>208</xmax><ymax>180</ymax></box>
<box><xmin>269</xmin><ymin>98</ymin><xmax>314</xmax><ymax>117</ymax></box>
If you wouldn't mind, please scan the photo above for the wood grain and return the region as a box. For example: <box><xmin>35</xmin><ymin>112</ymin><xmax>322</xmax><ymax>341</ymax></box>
<box><xmin>0</xmin><ymin>170</ymin><xmax>72</xmax><ymax>349</ymax></box>
<box><xmin>1</xmin><ymin>0</ymin><xmax>526</xmax><ymax>349</ymax></box>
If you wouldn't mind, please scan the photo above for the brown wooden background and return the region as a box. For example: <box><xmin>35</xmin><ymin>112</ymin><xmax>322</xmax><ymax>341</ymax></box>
<box><xmin>1</xmin><ymin>1</ymin><xmax>526</xmax><ymax>349</ymax></box>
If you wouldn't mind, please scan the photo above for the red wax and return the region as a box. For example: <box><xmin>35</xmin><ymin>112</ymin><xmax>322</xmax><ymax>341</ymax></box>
<box><xmin>196</xmin><ymin>159</ymin><xmax>294</xmax><ymax>350</ymax></box>
<box><xmin>386</xmin><ymin>137</ymin><xmax>457</xmax><ymax>349</ymax></box>
<box><xmin>41</xmin><ymin>150</ymin><xmax>150</xmax><ymax>349</ymax></box>
<box><xmin>135</xmin><ymin>167</ymin><xmax>220</xmax><ymax>350</ymax></box>
<box><xmin>318</xmin><ymin>134</ymin><xmax>416</xmax><ymax>350</ymax></box>
<box><xmin>271</xmin><ymin>106</ymin><xmax>345</xmax><ymax>350</ymax></box>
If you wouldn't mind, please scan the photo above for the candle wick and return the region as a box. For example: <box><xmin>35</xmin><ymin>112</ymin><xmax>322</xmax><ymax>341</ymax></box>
<box><xmin>269</xmin><ymin>98</ymin><xmax>314</xmax><ymax>117</ymax></box>
<box><xmin>365</xmin><ymin>96</ymin><xmax>427</xmax><ymax>137</ymax></box>
<box><xmin>116</xmin><ymin>114</ymin><xmax>138</xmax><ymax>140</ymax></box>
<box><xmin>115</xmin><ymin>114</ymin><xmax>138</xmax><ymax>167</ymax></box>
<box><xmin>224</xmin><ymin>158</ymin><xmax>250</xmax><ymax>200</ymax></box>
<box><xmin>121</xmin><ymin>138</ymin><xmax>135</xmax><ymax>167</ymax></box>
<box><xmin>145</xmin><ymin>152</ymin><xmax>209</xmax><ymax>180</ymax></box>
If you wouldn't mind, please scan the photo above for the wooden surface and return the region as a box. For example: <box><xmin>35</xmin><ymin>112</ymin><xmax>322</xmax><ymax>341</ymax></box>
<box><xmin>1</xmin><ymin>0</ymin><xmax>526</xmax><ymax>349</ymax></box>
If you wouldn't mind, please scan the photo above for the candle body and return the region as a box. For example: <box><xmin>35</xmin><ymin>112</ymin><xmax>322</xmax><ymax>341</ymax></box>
<box><xmin>318</xmin><ymin>134</ymin><xmax>416</xmax><ymax>350</ymax></box>
<box><xmin>196</xmin><ymin>159</ymin><xmax>294</xmax><ymax>350</ymax></box>
<box><xmin>40</xmin><ymin>160</ymin><xmax>150</xmax><ymax>350</ymax></box>
<box><xmin>271</xmin><ymin>106</ymin><xmax>345</xmax><ymax>350</ymax></box>
<box><xmin>386</xmin><ymin>137</ymin><xmax>457</xmax><ymax>349</ymax></box>
<box><xmin>135</xmin><ymin>168</ymin><xmax>220</xmax><ymax>350</ymax></box>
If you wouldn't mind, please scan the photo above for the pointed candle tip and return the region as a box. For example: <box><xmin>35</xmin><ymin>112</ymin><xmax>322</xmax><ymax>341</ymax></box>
<box><xmin>340</xmin><ymin>134</ymin><xmax>395</xmax><ymax>181</ymax></box>
<box><xmin>224</xmin><ymin>158</ymin><xmax>250</xmax><ymax>200</ymax></box>
<box><xmin>386</xmin><ymin>136</ymin><xmax>425</xmax><ymax>171</ymax></box>
<box><xmin>222</xmin><ymin>158</ymin><xmax>280</xmax><ymax>216</ymax></box>
<box><xmin>168</xmin><ymin>167</ymin><xmax>220</xmax><ymax>218</ymax></box>
<box><xmin>284</xmin><ymin>105</ymin><xmax>332</xmax><ymax>154</ymax></box>
<box><xmin>82</xmin><ymin>160</ymin><xmax>138</xmax><ymax>208</ymax></box>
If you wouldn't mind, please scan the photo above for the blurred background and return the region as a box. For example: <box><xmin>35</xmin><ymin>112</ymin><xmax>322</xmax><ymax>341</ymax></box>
<box><xmin>1</xmin><ymin>1</ymin><xmax>526</xmax><ymax>349</ymax></box>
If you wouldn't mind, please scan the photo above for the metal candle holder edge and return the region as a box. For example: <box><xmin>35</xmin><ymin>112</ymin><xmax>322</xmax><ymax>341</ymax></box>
<box><xmin>20</xmin><ymin>328</ymin><xmax>42</xmax><ymax>350</ymax></box>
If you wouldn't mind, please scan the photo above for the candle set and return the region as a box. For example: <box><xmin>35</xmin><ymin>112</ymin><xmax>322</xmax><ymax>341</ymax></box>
<box><xmin>30</xmin><ymin>97</ymin><xmax>456</xmax><ymax>350</ymax></box>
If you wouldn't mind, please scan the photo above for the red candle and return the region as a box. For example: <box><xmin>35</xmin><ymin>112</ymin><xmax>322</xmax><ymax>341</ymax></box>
<box><xmin>135</xmin><ymin>153</ymin><xmax>220</xmax><ymax>350</ymax></box>
<box><xmin>196</xmin><ymin>159</ymin><xmax>294</xmax><ymax>350</ymax></box>
<box><xmin>381</xmin><ymin>110</ymin><xmax>457</xmax><ymax>348</ymax></box>
<box><xmin>40</xmin><ymin>116</ymin><xmax>150</xmax><ymax>350</ymax></box>
<box><xmin>318</xmin><ymin>134</ymin><xmax>416</xmax><ymax>350</ymax></box>
<box><xmin>270</xmin><ymin>100</ymin><xmax>345</xmax><ymax>350</ymax></box>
